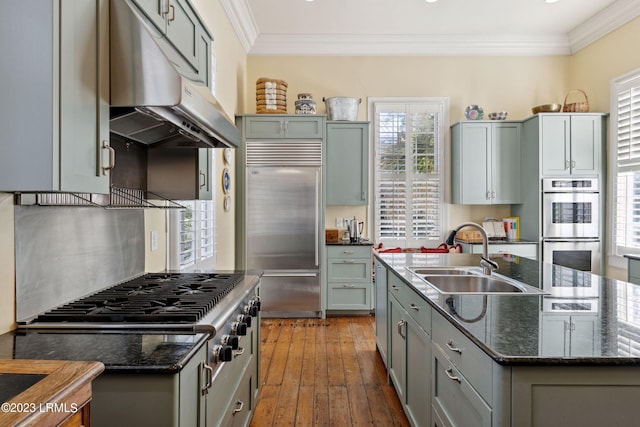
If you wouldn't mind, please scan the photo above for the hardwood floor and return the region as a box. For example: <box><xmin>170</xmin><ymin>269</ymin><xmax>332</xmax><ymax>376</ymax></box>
<box><xmin>250</xmin><ymin>316</ymin><xmax>410</xmax><ymax>427</ymax></box>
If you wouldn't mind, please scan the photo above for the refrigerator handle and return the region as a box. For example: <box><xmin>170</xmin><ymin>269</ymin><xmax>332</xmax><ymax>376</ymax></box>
<box><xmin>315</xmin><ymin>170</ymin><xmax>320</xmax><ymax>267</ymax></box>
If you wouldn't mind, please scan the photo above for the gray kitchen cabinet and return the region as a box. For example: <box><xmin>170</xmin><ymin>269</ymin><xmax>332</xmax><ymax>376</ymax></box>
<box><xmin>326</xmin><ymin>122</ymin><xmax>370</xmax><ymax>205</ymax></box>
<box><xmin>388</xmin><ymin>271</ymin><xmax>432</xmax><ymax>427</ymax></box>
<box><xmin>457</xmin><ymin>242</ymin><xmax>538</xmax><ymax>260</ymax></box>
<box><xmin>147</xmin><ymin>147</ymin><xmax>213</xmax><ymax>200</ymax></box>
<box><xmin>540</xmin><ymin>314</ymin><xmax>600</xmax><ymax>357</ymax></box>
<box><xmin>326</xmin><ymin>245</ymin><xmax>373</xmax><ymax>310</ymax></box>
<box><xmin>130</xmin><ymin>0</ymin><xmax>211</xmax><ymax>85</ymax></box>
<box><xmin>242</xmin><ymin>115</ymin><xmax>325</xmax><ymax>139</ymax></box>
<box><xmin>374</xmin><ymin>258</ymin><xmax>389</xmax><ymax>367</ymax></box>
<box><xmin>451</xmin><ymin>121</ymin><xmax>522</xmax><ymax>205</ymax></box>
<box><xmin>0</xmin><ymin>0</ymin><xmax>111</xmax><ymax>194</ymax></box>
<box><xmin>540</xmin><ymin>114</ymin><xmax>602</xmax><ymax>176</ymax></box>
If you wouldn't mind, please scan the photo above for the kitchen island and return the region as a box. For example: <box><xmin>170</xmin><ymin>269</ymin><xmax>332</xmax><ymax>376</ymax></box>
<box><xmin>375</xmin><ymin>252</ymin><xmax>640</xmax><ymax>427</ymax></box>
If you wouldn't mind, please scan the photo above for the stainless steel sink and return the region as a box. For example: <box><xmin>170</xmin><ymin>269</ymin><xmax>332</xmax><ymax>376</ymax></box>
<box><xmin>422</xmin><ymin>275</ymin><xmax>547</xmax><ymax>295</ymax></box>
<box><xmin>408</xmin><ymin>267</ymin><xmax>479</xmax><ymax>276</ymax></box>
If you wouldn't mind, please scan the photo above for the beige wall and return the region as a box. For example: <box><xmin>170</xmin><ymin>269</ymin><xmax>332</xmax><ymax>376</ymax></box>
<box><xmin>246</xmin><ymin>55</ymin><xmax>571</xmax><ymax>240</ymax></box>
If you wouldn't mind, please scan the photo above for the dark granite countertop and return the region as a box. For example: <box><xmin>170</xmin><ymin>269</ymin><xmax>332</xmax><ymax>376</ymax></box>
<box><xmin>375</xmin><ymin>252</ymin><xmax>640</xmax><ymax>366</ymax></box>
<box><xmin>455</xmin><ymin>238</ymin><xmax>538</xmax><ymax>245</ymax></box>
<box><xmin>0</xmin><ymin>330</ymin><xmax>210</xmax><ymax>374</ymax></box>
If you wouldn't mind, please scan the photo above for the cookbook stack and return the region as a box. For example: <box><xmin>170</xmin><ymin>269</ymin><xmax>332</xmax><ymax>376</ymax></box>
<box><xmin>256</xmin><ymin>78</ymin><xmax>288</xmax><ymax>114</ymax></box>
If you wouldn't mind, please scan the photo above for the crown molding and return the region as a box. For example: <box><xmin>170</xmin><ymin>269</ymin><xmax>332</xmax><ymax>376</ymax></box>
<box><xmin>248</xmin><ymin>34</ymin><xmax>571</xmax><ymax>56</ymax></box>
<box><xmin>569</xmin><ymin>0</ymin><xmax>640</xmax><ymax>53</ymax></box>
<box><xmin>223</xmin><ymin>0</ymin><xmax>638</xmax><ymax>56</ymax></box>
<box><xmin>220</xmin><ymin>0</ymin><xmax>258</xmax><ymax>53</ymax></box>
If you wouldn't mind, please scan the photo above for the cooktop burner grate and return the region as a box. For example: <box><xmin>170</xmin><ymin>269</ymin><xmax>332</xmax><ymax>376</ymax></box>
<box><xmin>33</xmin><ymin>273</ymin><xmax>244</xmax><ymax>323</ymax></box>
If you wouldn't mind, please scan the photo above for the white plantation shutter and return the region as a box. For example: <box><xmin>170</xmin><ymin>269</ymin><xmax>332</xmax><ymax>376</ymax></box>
<box><xmin>373</xmin><ymin>99</ymin><xmax>447</xmax><ymax>247</ymax></box>
<box><xmin>613</xmin><ymin>69</ymin><xmax>640</xmax><ymax>254</ymax></box>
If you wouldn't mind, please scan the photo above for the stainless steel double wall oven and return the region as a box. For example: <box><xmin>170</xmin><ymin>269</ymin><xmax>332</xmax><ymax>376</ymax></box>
<box><xmin>542</xmin><ymin>177</ymin><xmax>601</xmax><ymax>274</ymax></box>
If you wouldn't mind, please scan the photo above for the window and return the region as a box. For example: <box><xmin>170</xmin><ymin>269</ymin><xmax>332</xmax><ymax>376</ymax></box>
<box><xmin>611</xmin><ymin>68</ymin><xmax>640</xmax><ymax>260</ymax></box>
<box><xmin>370</xmin><ymin>98</ymin><xmax>448</xmax><ymax>248</ymax></box>
<box><xmin>168</xmin><ymin>153</ymin><xmax>217</xmax><ymax>271</ymax></box>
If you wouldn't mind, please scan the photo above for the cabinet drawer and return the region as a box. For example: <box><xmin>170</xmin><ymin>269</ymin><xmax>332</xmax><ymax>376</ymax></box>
<box><xmin>388</xmin><ymin>271</ymin><xmax>431</xmax><ymax>334</ymax></box>
<box><xmin>243</xmin><ymin>116</ymin><xmax>324</xmax><ymax>139</ymax></box>
<box><xmin>327</xmin><ymin>258</ymin><xmax>371</xmax><ymax>282</ymax></box>
<box><xmin>327</xmin><ymin>245</ymin><xmax>372</xmax><ymax>259</ymax></box>
<box><xmin>327</xmin><ymin>283</ymin><xmax>371</xmax><ymax>309</ymax></box>
<box><xmin>432</xmin><ymin>312</ymin><xmax>493</xmax><ymax>403</ymax></box>
<box><xmin>432</xmin><ymin>343</ymin><xmax>492</xmax><ymax>427</ymax></box>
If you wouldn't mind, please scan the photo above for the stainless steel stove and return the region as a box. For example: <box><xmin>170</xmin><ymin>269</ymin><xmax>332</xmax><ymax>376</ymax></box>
<box><xmin>16</xmin><ymin>271</ymin><xmax>262</xmax><ymax>427</ymax></box>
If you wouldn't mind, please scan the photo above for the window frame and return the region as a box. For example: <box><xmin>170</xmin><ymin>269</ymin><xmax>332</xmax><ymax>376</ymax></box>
<box><xmin>368</xmin><ymin>97</ymin><xmax>450</xmax><ymax>249</ymax></box>
<box><xmin>609</xmin><ymin>67</ymin><xmax>640</xmax><ymax>269</ymax></box>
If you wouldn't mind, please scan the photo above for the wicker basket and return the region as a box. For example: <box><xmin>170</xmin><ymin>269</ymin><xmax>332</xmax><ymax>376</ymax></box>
<box><xmin>562</xmin><ymin>89</ymin><xmax>590</xmax><ymax>112</ymax></box>
<box><xmin>256</xmin><ymin>78</ymin><xmax>288</xmax><ymax>114</ymax></box>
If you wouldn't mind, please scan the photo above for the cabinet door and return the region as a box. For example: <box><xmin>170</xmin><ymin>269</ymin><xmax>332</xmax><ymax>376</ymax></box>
<box><xmin>244</xmin><ymin>117</ymin><xmax>286</xmax><ymax>138</ymax></box>
<box><xmin>570</xmin><ymin>116</ymin><xmax>600</xmax><ymax>175</ymax></box>
<box><xmin>375</xmin><ymin>260</ymin><xmax>389</xmax><ymax>365</ymax></box>
<box><xmin>60</xmin><ymin>0</ymin><xmax>111</xmax><ymax>194</ymax></box>
<box><xmin>326</xmin><ymin>122</ymin><xmax>369</xmax><ymax>205</ymax></box>
<box><xmin>541</xmin><ymin>115</ymin><xmax>571</xmax><ymax>176</ymax></box>
<box><xmin>132</xmin><ymin>0</ymin><xmax>168</xmax><ymax>31</ymax></box>
<box><xmin>432</xmin><ymin>344</ymin><xmax>492</xmax><ymax>427</ymax></box>
<box><xmin>165</xmin><ymin>0</ymin><xmax>199</xmax><ymax>69</ymax></box>
<box><xmin>389</xmin><ymin>296</ymin><xmax>407</xmax><ymax>403</ymax></box>
<box><xmin>453</xmin><ymin>123</ymin><xmax>491</xmax><ymax>204</ymax></box>
<box><xmin>492</xmin><ymin>123</ymin><xmax>521</xmax><ymax>203</ymax></box>
<box><xmin>406</xmin><ymin>315</ymin><xmax>431</xmax><ymax>427</ymax></box>
<box><xmin>570</xmin><ymin>316</ymin><xmax>598</xmax><ymax>356</ymax></box>
<box><xmin>284</xmin><ymin>117</ymin><xmax>325</xmax><ymax>139</ymax></box>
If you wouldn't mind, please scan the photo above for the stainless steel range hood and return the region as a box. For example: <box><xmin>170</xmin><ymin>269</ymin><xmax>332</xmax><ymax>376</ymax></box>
<box><xmin>109</xmin><ymin>0</ymin><xmax>238</xmax><ymax>148</ymax></box>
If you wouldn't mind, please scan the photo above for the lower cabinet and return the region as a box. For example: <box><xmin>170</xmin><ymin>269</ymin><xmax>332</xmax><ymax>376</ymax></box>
<box><xmin>540</xmin><ymin>314</ymin><xmax>600</xmax><ymax>357</ymax></box>
<box><xmin>326</xmin><ymin>245</ymin><xmax>373</xmax><ymax>311</ymax></box>
<box><xmin>388</xmin><ymin>271</ymin><xmax>432</xmax><ymax>427</ymax></box>
<box><xmin>374</xmin><ymin>259</ymin><xmax>389</xmax><ymax>367</ymax></box>
<box><xmin>432</xmin><ymin>343</ymin><xmax>492</xmax><ymax>427</ymax></box>
<box><xmin>457</xmin><ymin>242</ymin><xmax>538</xmax><ymax>260</ymax></box>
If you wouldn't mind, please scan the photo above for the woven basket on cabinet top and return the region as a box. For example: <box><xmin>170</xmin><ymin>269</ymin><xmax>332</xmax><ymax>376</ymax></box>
<box><xmin>256</xmin><ymin>77</ymin><xmax>288</xmax><ymax>114</ymax></box>
<box><xmin>562</xmin><ymin>89</ymin><xmax>590</xmax><ymax>112</ymax></box>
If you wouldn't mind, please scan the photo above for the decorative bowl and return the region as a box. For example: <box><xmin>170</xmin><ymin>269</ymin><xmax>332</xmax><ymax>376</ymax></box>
<box><xmin>488</xmin><ymin>111</ymin><xmax>508</xmax><ymax>120</ymax></box>
<box><xmin>464</xmin><ymin>105</ymin><xmax>484</xmax><ymax>120</ymax></box>
<box><xmin>531</xmin><ymin>104</ymin><xmax>562</xmax><ymax>114</ymax></box>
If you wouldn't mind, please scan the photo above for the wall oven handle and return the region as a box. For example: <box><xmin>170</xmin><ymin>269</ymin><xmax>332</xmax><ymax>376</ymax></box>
<box><xmin>315</xmin><ymin>170</ymin><xmax>320</xmax><ymax>267</ymax></box>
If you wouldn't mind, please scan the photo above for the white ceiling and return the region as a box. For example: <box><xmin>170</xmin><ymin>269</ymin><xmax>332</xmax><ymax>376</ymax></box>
<box><xmin>221</xmin><ymin>0</ymin><xmax>640</xmax><ymax>56</ymax></box>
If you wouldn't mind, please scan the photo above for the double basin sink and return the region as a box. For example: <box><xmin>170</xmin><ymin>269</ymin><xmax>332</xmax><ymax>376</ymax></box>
<box><xmin>408</xmin><ymin>267</ymin><xmax>548</xmax><ymax>295</ymax></box>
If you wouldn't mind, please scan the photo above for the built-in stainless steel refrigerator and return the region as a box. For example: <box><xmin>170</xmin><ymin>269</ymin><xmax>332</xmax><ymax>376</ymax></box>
<box><xmin>245</xmin><ymin>140</ymin><xmax>322</xmax><ymax>317</ymax></box>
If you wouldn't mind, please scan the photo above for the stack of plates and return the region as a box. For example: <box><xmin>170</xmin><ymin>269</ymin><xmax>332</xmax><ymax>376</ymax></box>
<box><xmin>256</xmin><ymin>78</ymin><xmax>288</xmax><ymax>114</ymax></box>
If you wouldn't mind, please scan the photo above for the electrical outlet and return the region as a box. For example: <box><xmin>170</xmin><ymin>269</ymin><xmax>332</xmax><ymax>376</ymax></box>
<box><xmin>336</xmin><ymin>217</ymin><xmax>343</xmax><ymax>228</ymax></box>
<box><xmin>150</xmin><ymin>231</ymin><xmax>158</xmax><ymax>252</ymax></box>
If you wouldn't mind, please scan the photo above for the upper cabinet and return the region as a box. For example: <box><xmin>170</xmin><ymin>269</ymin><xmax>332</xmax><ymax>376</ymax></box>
<box><xmin>451</xmin><ymin>121</ymin><xmax>522</xmax><ymax>205</ymax></box>
<box><xmin>540</xmin><ymin>114</ymin><xmax>603</xmax><ymax>177</ymax></box>
<box><xmin>130</xmin><ymin>0</ymin><xmax>211</xmax><ymax>86</ymax></box>
<box><xmin>0</xmin><ymin>0</ymin><xmax>111</xmax><ymax>194</ymax></box>
<box><xmin>243</xmin><ymin>116</ymin><xmax>325</xmax><ymax>139</ymax></box>
<box><xmin>326</xmin><ymin>121</ymin><xmax>370</xmax><ymax>205</ymax></box>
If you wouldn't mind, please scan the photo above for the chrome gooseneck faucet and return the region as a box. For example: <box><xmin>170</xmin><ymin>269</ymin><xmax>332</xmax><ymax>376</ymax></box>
<box><xmin>445</xmin><ymin>222</ymin><xmax>499</xmax><ymax>275</ymax></box>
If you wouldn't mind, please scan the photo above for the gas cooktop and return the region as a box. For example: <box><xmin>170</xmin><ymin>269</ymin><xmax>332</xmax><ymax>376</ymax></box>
<box><xmin>32</xmin><ymin>273</ymin><xmax>244</xmax><ymax>323</ymax></box>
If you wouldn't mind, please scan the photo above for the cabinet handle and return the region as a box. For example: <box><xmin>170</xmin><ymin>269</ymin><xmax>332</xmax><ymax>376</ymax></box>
<box><xmin>445</xmin><ymin>367</ymin><xmax>462</xmax><ymax>383</ymax></box>
<box><xmin>486</xmin><ymin>190</ymin><xmax>491</xmax><ymax>200</ymax></box>
<box><xmin>232</xmin><ymin>400</ymin><xmax>245</xmax><ymax>415</ymax></box>
<box><xmin>571</xmin><ymin>160</ymin><xmax>576</xmax><ymax>168</ymax></box>
<box><xmin>161</xmin><ymin>0</ymin><xmax>170</xmax><ymax>16</ymax></box>
<box><xmin>343</xmin><ymin>250</ymin><xmax>355</xmax><ymax>254</ymax></box>
<box><xmin>409</xmin><ymin>303</ymin><xmax>420</xmax><ymax>311</ymax></box>
<box><xmin>446</xmin><ymin>340</ymin><xmax>463</xmax><ymax>354</ymax></box>
<box><xmin>491</xmin><ymin>190</ymin><xmax>496</xmax><ymax>199</ymax></box>
<box><xmin>199</xmin><ymin>171</ymin><xmax>207</xmax><ymax>188</ymax></box>
<box><xmin>391</xmin><ymin>285</ymin><xmax>399</xmax><ymax>292</ymax></box>
<box><xmin>397</xmin><ymin>320</ymin><xmax>406</xmax><ymax>339</ymax></box>
<box><xmin>343</xmin><ymin>284</ymin><xmax>356</xmax><ymax>288</ymax></box>
<box><xmin>565</xmin><ymin>160</ymin><xmax>570</xmax><ymax>170</ymax></box>
<box><xmin>167</xmin><ymin>4</ymin><xmax>175</xmax><ymax>23</ymax></box>
<box><xmin>342</xmin><ymin>260</ymin><xmax>356</xmax><ymax>264</ymax></box>
<box><xmin>201</xmin><ymin>363</ymin><xmax>214</xmax><ymax>395</ymax></box>
<box><xmin>102</xmin><ymin>140</ymin><xmax>115</xmax><ymax>175</ymax></box>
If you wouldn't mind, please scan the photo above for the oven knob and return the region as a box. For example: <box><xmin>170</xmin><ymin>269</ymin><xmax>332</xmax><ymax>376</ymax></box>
<box><xmin>212</xmin><ymin>345</ymin><xmax>233</xmax><ymax>363</ymax></box>
<box><xmin>250</xmin><ymin>299</ymin><xmax>261</xmax><ymax>311</ymax></box>
<box><xmin>221</xmin><ymin>334</ymin><xmax>239</xmax><ymax>350</ymax></box>
<box><xmin>244</xmin><ymin>305</ymin><xmax>259</xmax><ymax>317</ymax></box>
<box><xmin>237</xmin><ymin>314</ymin><xmax>252</xmax><ymax>328</ymax></box>
<box><xmin>231</xmin><ymin>321</ymin><xmax>247</xmax><ymax>336</ymax></box>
